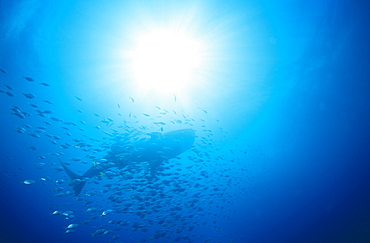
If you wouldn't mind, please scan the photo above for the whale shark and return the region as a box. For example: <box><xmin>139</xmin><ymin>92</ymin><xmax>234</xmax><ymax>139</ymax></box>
<box><xmin>59</xmin><ymin>129</ymin><xmax>196</xmax><ymax>195</ymax></box>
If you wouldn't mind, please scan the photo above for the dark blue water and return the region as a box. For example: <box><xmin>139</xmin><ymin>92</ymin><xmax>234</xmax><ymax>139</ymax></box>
<box><xmin>1</xmin><ymin>1</ymin><xmax>370</xmax><ymax>242</ymax></box>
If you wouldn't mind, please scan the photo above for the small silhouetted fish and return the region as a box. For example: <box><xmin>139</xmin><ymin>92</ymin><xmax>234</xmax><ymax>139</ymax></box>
<box><xmin>3</xmin><ymin>84</ymin><xmax>13</xmax><ymax>90</ymax></box>
<box><xmin>40</xmin><ymin>82</ymin><xmax>50</xmax><ymax>86</ymax></box>
<box><xmin>74</xmin><ymin>96</ymin><xmax>82</xmax><ymax>101</ymax></box>
<box><xmin>16</xmin><ymin>127</ymin><xmax>26</xmax><ymax>133</ymax></box>
<box><xmin>93</xmin><ymin>113</ymin><xmax>100</xmax><ymax>117</ymax></box>
<box><xmin>6</xmin><ymin>91</ymin><xmax>15</xmax><ymax>97</ymax></box>
<box><xmin>10</xmin><ymin>106</ymin><xmax>21</xmax><ymax>112</ymax></box>
<box><xmin>143</xmin><ymin>113</ymin><xmax>150</xmax><ymax>117</ymax></box>
<box><xmin>23</xmin><ymin>93</ymin><xmax>36</xmax><ymax>99</ymax></box>
<box><xmin>44</xmin><ymin>100</ymin><xmax>53</xmax><ymax>104</ymax></box>
<box><xmin>51</xmin><ymin>117</ymin><xmax>63</xmax><ymax>122</ymax></box>
<box><xmin>174</xmin><ymin>95</ymin><xmax>177</xmax><ymax>101</ymax></box>
<box><xmin>92</xmin><ymin>229</ymin><xmax>105</xmax><ymax>236</ymax></box>
<box><xmin>198</xmin><ymin>107</ymin><xmax>208</xmax><ymax>114</ymax></box>
<box><xmin>117</xmin><ymin>103</ymin><xmax>121</xmax><ymax>108</ymax></box>
<box><xmin>63</xmin><ymin>122</ymin><xmax>76</xmax><ymax>126</ymax></box>
<box><xmin>23</xmin><ymin>76</ymin><xmax>34</xmax><ymax>82</ymax></box>
<box><xmin>37</xmin><ymin>113</ymin><xmax>47</xmax><ymax>118</ymax></box>
<box><xmin>0</xmin><ymin>68</ymin><xmax>6</xmax><ymax>73</ymax></box>
<box><xmin>129</xmin><ymin>97</ymin><xmax>135</xmax><ymax>102</ymax></box>
<box><xmin>12</xmin><ymin>113</ymin><xmax>25</xmax><ymax>119</ymax></box>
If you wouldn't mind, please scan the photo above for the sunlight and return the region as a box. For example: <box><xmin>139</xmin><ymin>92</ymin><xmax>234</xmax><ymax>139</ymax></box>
<box><xmin>130</xmin><ymin>28</ymin><xmax>203</xmax><ymax>94</ymax></box>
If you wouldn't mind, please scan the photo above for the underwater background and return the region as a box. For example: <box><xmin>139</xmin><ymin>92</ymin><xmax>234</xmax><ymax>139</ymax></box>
<box><xmin>1</xmin><ymin>0</ymin><xmax>370</xmax><ymax>242</ymax></box>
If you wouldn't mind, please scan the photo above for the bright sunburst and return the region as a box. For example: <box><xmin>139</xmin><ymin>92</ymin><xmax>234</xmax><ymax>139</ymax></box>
<box><xmin>130</xmin><ymin>28</ymin><xmax>204</xmax><ymax>94</ymax></box>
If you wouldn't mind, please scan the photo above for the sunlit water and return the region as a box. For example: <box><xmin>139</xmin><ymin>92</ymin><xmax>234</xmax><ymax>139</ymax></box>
<box><xmin>0</xmin><ymin>1</ymin><xmax>369</xmax><ymax>243</ymax></box>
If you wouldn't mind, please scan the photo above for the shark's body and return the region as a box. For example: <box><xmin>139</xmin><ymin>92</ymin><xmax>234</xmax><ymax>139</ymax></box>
<box><xmin>60</xmin><ymin>129</ymin><xmax>195</xmax><ymax>195</ymax></box>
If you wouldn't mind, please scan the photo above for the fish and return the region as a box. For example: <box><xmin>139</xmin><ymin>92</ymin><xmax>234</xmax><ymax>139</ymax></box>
<box><xmin>67</xmin><ymin>224</ymin><xmax>79</xmax><ymax>229</ymax></box>
<box><xmin>59</xmin><ymin>129</ymin><xmax>195</xmax><ymax>195</ymax></box>
<box><xmin>23</xmin><ymin>76</ymin><xmax>34</xmax><ymax>82</ymax></box>
<box><xmin>23</xmin><ymin>93</ymin><xmax>36</xmax><ymax>99</ymax></box>
<box><xmin>43</xmin><ymin>100</ymin><xmax>53</xmax><ymax>104</ymax></box>
<box><xmin>3</xmin><ymin>84</ymin><xmax>13</xmax><ymax>90</ymax></box>
<box><xmin>23</xmin><ymin>179</ymin><xmax>35</xmax><ymax>185</ymax></box>
<box><xmin>6</xmin><ymin>91</ymin><xmax>15</xmax><ymax>97</ymax></box>
<box><xmin>51</xmin><ymin>117</ymin><xmax>63</xmax><ymax>122</ymax></box>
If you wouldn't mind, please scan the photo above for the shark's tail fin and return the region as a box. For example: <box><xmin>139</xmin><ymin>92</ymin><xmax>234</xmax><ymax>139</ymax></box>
<box><xmin>57</xmin><ymin>157</ymin><xmax>86</xmax><ymax>196</ymax></box>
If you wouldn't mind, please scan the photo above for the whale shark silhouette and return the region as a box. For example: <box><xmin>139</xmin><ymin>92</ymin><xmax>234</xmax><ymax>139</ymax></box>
<box><xmin>59</xmin><ymin>129</ymin><xmax>195</xmax><ymax>195</ymax></box>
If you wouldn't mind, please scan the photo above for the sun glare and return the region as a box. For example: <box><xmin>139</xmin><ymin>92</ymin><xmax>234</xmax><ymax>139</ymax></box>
<box><xmin>131</xmin><ymin>29</ymin><xmax>203</xmax><ymax>94</ymax></box>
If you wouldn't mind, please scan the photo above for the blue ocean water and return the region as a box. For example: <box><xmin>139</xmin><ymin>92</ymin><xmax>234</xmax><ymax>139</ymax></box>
<box><xmin>1</xmin><ymin>0</ymin><xmax>369</xmax><ymax>242</ymax></box>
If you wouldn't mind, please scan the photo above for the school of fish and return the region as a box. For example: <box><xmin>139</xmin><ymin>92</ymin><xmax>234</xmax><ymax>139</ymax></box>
<box><xmin>0</xmin><ymin>69</ymin><xmax>251</xmax><ymax>243</ymax></box>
